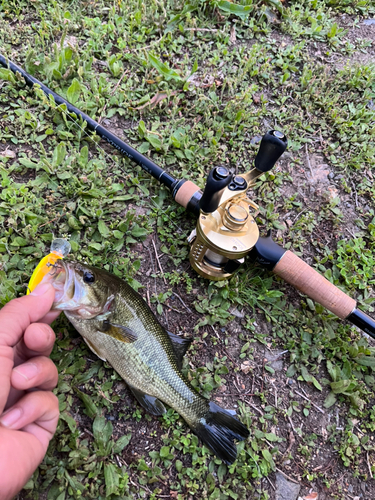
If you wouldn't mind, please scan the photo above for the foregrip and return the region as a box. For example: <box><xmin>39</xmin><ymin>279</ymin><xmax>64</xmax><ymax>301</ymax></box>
<box><xmin>274</xmin><ymin>250</ymin><xmax>356</xmax><ymax>319</ymax></box>
<box><xmin>174</xmin><ymin>180</ymin><xmax>202</xmax><ymax>215</ymax></box>
<box><xmin>174</xmin><ymin>180</ymin><xmax>201</xmax><ymax>207</ymax></box>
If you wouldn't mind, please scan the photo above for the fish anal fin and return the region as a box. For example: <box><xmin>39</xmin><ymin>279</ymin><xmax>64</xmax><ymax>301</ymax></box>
<box><xmin>129</xmin><ymin>386</ymin><xmax>166</xmax><ymax>416</ymax></box>
<box><xmin>84</xmin><ymin>337</ymin><xmax>107</xmax><ymax>362</ymax></box>
<box><xmin>167</xmin><ymin>331</ymin><xmax>193</xmax><ymax>369</ymax></box>
<box><xmin>101</xmin><ymin>321</ymin><xmax>137</xmax><ymax>343</ymax></box>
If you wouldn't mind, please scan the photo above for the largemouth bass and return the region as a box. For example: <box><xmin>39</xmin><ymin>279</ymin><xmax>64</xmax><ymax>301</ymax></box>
<box><xmin>44</xmin><ymin>260</ymin><xmax>249</xmax><ymax>464</ymax></box>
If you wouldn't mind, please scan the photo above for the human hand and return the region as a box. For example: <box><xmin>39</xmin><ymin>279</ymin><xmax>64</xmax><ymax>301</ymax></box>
<box><xmin>0</xmin><ymin>283</ymin><xmax>61</xmax><ymax>500</ymax></box>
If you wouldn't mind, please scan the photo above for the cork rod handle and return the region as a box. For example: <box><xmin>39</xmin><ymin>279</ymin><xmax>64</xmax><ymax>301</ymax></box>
<box><xmin>174</xmin><ymin>180</ymin><xmax>201</xmax><ymax>209</ymax></box>
<box><xmin>273</xmin><ymin>251</ymin><xmax>356</xmax><ymax>319</ymax></box>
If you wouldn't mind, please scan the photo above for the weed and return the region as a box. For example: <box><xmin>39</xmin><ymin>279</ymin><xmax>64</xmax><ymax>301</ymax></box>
<box><xmin>1</xmin><ymin>0</ymin><xmax>375</xmax><ymax>498</ymax></box>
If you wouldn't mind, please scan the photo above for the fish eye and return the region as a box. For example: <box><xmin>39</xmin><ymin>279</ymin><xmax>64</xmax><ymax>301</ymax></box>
<box><xmin>83</xmin><ymin>271</ymin><xmax>95</xmax><ymax>284</ymax></box>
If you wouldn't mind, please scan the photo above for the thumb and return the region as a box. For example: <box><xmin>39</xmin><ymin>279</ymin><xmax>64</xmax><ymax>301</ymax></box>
<box><xmin>0</xmin><ymin>283</ymin><xmax>56</xmax><ymax>348</ymax></box>
<box><xmin>0</xmin><ymin>283</ymin><xmax>55</xmax><ymax>415</ymax></box>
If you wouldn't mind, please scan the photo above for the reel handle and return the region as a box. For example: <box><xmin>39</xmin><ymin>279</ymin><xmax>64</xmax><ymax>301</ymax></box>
<box><xmin>175</xmin><ymin>130</ymin><xmax>288</xmax><ymax>213</ymax></box>
<box><xmin>254</xmin><ymin>130</ymin><xmax>287</xmax><ymax>173</ymax></box>
<box><xmin>199</xmin><ymin>166</ymin><xmax>233</xmax><ymax>213</ymax></box>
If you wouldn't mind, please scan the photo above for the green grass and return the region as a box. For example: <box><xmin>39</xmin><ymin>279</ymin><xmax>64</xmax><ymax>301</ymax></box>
<box><xmin>1</xmin><ymin>0</ymin><xmax>375</xmax><ymax>498</ymax></box>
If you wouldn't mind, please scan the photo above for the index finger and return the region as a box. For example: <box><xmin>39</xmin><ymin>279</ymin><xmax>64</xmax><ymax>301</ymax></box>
<box><xmin>0</xmin><ymin>283</ymin><xmax>55</xmax><ymax>415</ymax></box>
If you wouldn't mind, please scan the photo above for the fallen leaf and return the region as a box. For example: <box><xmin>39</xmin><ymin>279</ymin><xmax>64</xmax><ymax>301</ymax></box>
<box><xmin>326</xmin><ymin>186</ymin><xmax>338</xmax><ymax>201</ymax></box>
<box><xmin>133</xmin><ymin>91</ymin><xmax>177</xmax><ymax>110</ymax></box>
<box><xmin>0</xmin><ymin>149</ymin><xmax>16</xmax><ymax>159</ymax></box>
<box><xmin>241</xmin><ymin>361</ymin><xmax>251</xmax><ymax>374</ymax></box>
<box><xmin>304</xmin><ymin>493</ymin><xmax>318</xmax><ymax>500</ymax></box>
<box><xmin>187</xmin><ymin>73</ymin><xmax>216</xmax><ymax>88</ymax></box>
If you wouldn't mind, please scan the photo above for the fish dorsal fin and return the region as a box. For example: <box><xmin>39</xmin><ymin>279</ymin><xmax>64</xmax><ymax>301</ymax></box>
<box><xmin>128</xmin><ymin>385</ymin><xmax>166</xmax><ymax>416</ymax></box>
<box><xmin>167</xmin><ymin>331</ymin><xmax>193</xmax><ymax>369</ymax></box>
<box><xmin>101</xmin><ymin>320</ymin><xmax>137</xmax><ymax>343</ymax></box>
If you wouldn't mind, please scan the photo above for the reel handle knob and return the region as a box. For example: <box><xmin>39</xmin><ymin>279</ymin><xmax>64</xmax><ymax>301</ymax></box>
<box><xmin>255</xmin><ymin>130</ymin><xmax>287</xmax><ymax>173</ymax></box>
<box><xmin>199</xmin><ymin>166</ymin><xmax>233</xmax><ymax>213</ymax></box>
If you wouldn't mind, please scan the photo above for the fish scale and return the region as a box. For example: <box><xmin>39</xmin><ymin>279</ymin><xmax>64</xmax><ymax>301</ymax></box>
<box><xmin>46</xmin><ymin>260</ymin><xmax>249</xmax><ymax>464</ymax></box>
<box><xmin>66</xmin><ymin>279</ymin><xmax>207</xmax><ymax>424</ymax></box>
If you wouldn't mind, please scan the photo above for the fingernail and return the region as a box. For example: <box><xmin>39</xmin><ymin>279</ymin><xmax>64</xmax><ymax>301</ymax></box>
<box><xmin>0</xmin><ymin>407</ymin><xmax>22</xmax><ymax>428</ymax></box>
<box><xmin>14</xmin><ymin>363</ymin><xmax>39</xmax><ymax>381</ymax></box>
<box><xmin>31</xmin><ymin>283</ymin><xmax>52</xmax><ymax>296</ymax></box>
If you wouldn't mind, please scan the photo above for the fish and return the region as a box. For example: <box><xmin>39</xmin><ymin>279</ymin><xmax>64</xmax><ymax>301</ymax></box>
<box><xmin>43</xmin><ymin>260</ymin><xmax>249</xmax><ymax>464</ymax></box>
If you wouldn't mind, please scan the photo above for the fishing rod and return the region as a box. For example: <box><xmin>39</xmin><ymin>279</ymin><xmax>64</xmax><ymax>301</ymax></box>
<box><xmin>1</xmin><ymin>53</ymin><xmax>374</xmax><ymax>338</ymax></box>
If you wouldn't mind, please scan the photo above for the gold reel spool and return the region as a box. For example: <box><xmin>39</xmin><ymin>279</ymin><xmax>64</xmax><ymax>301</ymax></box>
<box><xmin>188</xmin><ymin>196</ymin><xmax>260</xmax><ymax>280</ymax></box>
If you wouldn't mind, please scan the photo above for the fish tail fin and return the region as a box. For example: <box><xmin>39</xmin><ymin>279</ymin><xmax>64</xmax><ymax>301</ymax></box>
<box><xmin>194</xmin><ymin>401</ymin><xmax>249</xmax><ymax>465</ymax></box>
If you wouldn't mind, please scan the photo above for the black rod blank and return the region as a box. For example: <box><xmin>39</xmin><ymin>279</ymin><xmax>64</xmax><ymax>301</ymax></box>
<box><xmin>0</xmin><ymin>53</ymin><xmax>178</xmax><ymax>190</ymax></box>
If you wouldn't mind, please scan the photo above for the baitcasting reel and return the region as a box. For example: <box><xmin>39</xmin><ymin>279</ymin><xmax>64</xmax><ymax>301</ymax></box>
<box><xmin>187</xmin><ymin>131</ymin><xmax>287</xmax><ymax>280</ymax></box>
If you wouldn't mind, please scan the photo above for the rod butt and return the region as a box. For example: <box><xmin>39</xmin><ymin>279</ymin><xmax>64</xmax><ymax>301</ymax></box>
<box><xmin>347</xmin><ymin>308</ymin><xmax>375</xmax><ymax>339</ymax></box>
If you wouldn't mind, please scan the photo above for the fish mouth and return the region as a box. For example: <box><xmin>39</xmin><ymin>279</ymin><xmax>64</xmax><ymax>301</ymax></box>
<box><xmin>45</xmin><ymin>260</ymin><xmax>107</xmax><ymax>319</ymax></box>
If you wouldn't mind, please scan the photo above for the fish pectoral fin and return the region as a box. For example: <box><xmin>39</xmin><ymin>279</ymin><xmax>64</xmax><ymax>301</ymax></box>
<box><xmin>101</xmin><ymin>321</ymin><xmax>137</xmax><ymax>343</ymax></box>
<box><xmin>129</xmin><ymin>386</ymin><xmax>166</xmax><ymax>416</ymax></box>
<box><xmin>83</xmin><ymin>337</ymin><xmax>107</xmax><ymax>362</ymax></box>
<box><xmin>167</xmin><ymin>331</ymin><xmax>193</xmax><ymax>369</ymax></box>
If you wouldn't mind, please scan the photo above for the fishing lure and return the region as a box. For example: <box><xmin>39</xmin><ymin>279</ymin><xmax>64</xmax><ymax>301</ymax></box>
<box><xmin>27</xmin><ymin>239</ymin><xmax>71</xmax><ymax>294</ymax></box>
